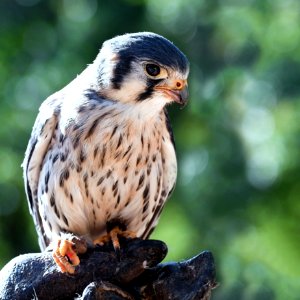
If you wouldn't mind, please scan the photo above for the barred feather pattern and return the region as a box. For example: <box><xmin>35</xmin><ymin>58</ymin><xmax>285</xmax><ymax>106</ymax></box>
<box><xmin>23</xmin><ymin>89</ymin><xmax>177</xmax><ymax>250</ymax></box>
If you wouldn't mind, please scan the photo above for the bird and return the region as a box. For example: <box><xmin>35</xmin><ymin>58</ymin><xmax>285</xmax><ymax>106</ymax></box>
<box><xmin>22</xmin><ymin>32</ymin><xmax>189</xmax><ymax>274</ymax></box>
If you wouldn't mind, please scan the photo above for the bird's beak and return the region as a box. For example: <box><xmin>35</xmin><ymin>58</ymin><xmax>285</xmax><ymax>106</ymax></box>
<box><xmin>154</xmin><ymin>79</ymin><xmax>189</xmax><ymax>106</ymax></box>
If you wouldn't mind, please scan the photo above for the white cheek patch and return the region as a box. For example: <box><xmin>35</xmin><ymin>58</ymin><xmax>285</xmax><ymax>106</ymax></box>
<box><xmin>110</xmin><ymin>75</ymin><xmax>146</xmax><ymax>103</ymax></box>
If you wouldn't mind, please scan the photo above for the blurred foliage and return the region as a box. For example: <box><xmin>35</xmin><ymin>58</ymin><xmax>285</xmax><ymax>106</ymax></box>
<box><xmin>0</xmin><ymin>0</ymin><xmax>300</xmax><ymax>299</ymax></box>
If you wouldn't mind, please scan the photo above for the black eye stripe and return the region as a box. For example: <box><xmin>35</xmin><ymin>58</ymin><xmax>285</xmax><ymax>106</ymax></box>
<box><xmin>136</xmin><ymin>78</ymin><xmax>163</xmax><ymax>101</ymax></box>
<box><xmin>145</xmin><ymin>64</ymin><xmax>160</xmax><ymax>77</ymax></box>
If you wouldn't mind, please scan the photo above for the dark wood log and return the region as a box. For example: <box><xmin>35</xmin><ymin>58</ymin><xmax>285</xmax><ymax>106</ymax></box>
<box><xmin>0</xmin><ymin>238</ymin><xmax>217</xmax><ymax>300</ymax></box>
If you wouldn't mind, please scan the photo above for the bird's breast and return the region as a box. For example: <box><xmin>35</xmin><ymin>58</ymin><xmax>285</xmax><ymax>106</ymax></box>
<box><xmin>82</xmin><ymin>114</ymin><xmax>165</xmax><ymax>239</ymax></box>
<box><xmin>45</xmin><ymin>105</ymin><xmax>167</xmax><ymax>240</ymax></box>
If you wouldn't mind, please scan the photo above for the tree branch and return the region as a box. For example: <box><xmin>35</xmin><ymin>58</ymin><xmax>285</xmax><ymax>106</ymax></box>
<box><xmin>0</xmin><ymin>239</ymin><xmax>217</xmax><ymax>300</ymax></box>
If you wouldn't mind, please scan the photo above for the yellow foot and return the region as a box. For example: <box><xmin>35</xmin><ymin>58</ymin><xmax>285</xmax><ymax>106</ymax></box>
<box><xmin>52</xmin><ymin>235</ymin><xmax>87</xmax><ymax>274</ymax></box>
<box><xmin>94</xmin><ymin>226</ymin><xmax>136</xmax><ymax>251</ymax></box>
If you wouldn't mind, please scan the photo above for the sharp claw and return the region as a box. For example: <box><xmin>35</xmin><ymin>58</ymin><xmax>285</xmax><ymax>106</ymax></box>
<box><xmin>66</xmin><ymin>250</ymin><xmax>80</xmax><ymax>266</ymax></box>
<box><xmin>53</xmin><ymin>248</ymin><xmax>75</xmax><ymax>274</ymax></box>
<box><xmin>52</xmin><ymin>237</ymin><xmax>86</xmax><ymax>274</ymax></box>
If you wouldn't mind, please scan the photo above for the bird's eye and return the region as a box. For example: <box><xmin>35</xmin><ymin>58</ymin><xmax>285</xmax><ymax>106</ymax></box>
<box><xmin>145</xmin><ymin>64</ymin><xmax>161</xmax><ymax>77</ymax></box>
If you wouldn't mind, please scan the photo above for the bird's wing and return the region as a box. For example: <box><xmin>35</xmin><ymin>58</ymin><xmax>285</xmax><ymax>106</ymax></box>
<box><xmin>23</xmin><ymin>96</ymin><xmax>60</xmax><ymax>250</ymax></box>
<box><xmin>142</xmin><ymin>108</ymin><xmax>177</xmax><ymax>239</ymax></box>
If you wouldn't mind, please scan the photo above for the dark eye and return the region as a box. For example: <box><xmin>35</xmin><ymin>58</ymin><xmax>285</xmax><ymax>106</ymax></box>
<box><xmin>145</xmin><ymin>64</ymin><xmax>161</xmax><ymax>77</ymax></box>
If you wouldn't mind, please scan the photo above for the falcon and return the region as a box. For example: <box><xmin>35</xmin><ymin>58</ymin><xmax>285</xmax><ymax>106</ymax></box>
<box><xmin>23</xmin><ymin>32</ymin><xmax>189</xmax><ymax>273</ymax></box>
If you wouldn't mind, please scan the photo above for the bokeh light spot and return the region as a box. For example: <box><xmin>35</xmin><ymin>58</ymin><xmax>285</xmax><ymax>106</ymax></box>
<box><xmin>181</xmin><ymin>149</ymin><xmax>209</xmax><ymax>186</ymax></box>
<box><xmin>63</xmin><ymin>0</ymin><xmax>97</xmax><ymax>23</ymax></box>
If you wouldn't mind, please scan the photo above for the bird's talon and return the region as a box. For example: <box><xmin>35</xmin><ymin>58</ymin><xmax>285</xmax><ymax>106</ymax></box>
<box><xmin>94</xmin><ymin>227</ymin><xmax>137</xmax><ymax>252</ymax></box>
<box><xmin>52</xmin><ymin>238</ymin><xmax>83</xmax><ymax>273</ymax></box>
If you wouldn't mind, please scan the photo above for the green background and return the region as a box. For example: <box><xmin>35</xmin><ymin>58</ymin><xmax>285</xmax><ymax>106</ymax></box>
<box><xmin>0</xmin><ymin>0</ymin><xmax>300</xmax><ymax>299</ymax></box>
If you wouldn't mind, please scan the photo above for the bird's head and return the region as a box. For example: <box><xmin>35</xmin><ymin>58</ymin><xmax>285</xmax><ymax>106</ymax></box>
<box><xmin>92</xmin><ymin>32</ymin><xmax>189</xmax><ymax>112</ymax></box>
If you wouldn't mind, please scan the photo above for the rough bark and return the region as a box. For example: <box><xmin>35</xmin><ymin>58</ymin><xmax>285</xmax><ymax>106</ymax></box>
<box><xmin>0</xmin><ymin>238</ymin><xmax>217</xmax><ymax>300</ymax></box>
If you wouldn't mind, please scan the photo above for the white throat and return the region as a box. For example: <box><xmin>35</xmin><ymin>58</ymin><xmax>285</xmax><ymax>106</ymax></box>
<box><xmin>121</xmin><ymin>96</ymin><xmax>167</xmax><ymax>120</ymax></box>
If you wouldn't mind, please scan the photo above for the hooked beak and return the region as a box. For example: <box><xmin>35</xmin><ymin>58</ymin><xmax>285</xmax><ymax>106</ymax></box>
<box><xmin>154</xmin><ymin>79</ymin><xmax>189</xmax><ymax>106</ymax></box>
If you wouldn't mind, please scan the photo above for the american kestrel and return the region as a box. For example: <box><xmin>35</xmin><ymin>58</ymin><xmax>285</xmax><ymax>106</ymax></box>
<box><xmin>23</xmin><ymin>32</ymin><xmax>189</xmax><ymax>273</ymax></box>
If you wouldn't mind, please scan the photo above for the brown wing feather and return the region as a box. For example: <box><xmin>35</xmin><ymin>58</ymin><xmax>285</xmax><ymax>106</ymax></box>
<box><xmin>141</xmin><ymin>108</ymin><xmax>177</xmax><ymax>239</ymax></box>
<box><xmin>23</xmin><ymin>97</ymin><xmax>60</xmax><ymax>250</ymax></box>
